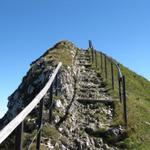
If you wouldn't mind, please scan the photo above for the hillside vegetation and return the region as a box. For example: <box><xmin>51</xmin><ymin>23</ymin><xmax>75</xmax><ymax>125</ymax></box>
<box><xmin>120</xmin><ymin>65</ymin><xmax>150</xmax><ymax>149</ymax></box>
<box><xmin>92</xmin><ymin>49</ymin><xmax>150</xmax><ymax>149</ymax></box>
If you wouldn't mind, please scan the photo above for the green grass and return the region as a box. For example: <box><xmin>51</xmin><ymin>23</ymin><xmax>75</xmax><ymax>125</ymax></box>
<box><xmin>120</xmin><ymin>65</ymin><xmax>150</xmax><ymax>149</ymax></box>
<box><xmin>90</xmin><ymin>48</ymin><xmax>150</xmax><ymax>149</ymax></box>
<box><xmin>42</xmin><ymin>123</ymin><xmax>61</xmax><ymax>143</ymax></box>
<box><xmin>44</xmin><ymin>40</ymin><xmax>79</xmax><ymax>67</ymax></box>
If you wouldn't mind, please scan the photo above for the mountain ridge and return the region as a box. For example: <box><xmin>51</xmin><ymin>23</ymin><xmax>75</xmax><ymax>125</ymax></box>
<box><xmin>0</xmin><ymin>40</ymin><xmax>150</xmax><ymax>149</ymax></box>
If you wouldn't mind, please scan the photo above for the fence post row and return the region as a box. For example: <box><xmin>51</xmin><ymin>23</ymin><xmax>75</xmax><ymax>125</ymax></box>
<box><xmin>90</xmin><ymin>43</ymin><xmax>127</xmax><ymax>126</ymax></box>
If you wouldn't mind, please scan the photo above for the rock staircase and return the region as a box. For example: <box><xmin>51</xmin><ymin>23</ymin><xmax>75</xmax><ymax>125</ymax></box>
<box><xmin>76</xmin><ymin>50</ymin><xmax>114</xmax><ymax>105</ymax></box>
<box><xmin>55</xmin><ymin>50</ymin><xmax>120</xmax><ymax>150</ymax></box>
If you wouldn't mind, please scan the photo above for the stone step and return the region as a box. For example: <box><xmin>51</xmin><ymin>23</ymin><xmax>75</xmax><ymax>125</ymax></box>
<box><xmin>77</xmin><ymin>98</ymin><xmax>114</xmax><ymax>104</ymax></box>
<box><xmin>77</xmin><ymin>56</ymin><xmax>91</xmax><ymax>59</ymax></box>
<box><xmin>77</xmin><ymin>58</ymin><xmax>90</xmax><ymax>61</ymax></box>
<box><xmin>77</xmin><ymin>61</ymin><xmax>91</xmax><ymax>65</ymax></box>
<box><xmin>79</xmin><ymin>88</ymin><xmax>97</xmax><ymax>93</ymax></box>
<box><xmin>78</xmin><ymin>59</ymin><xmax>90</xmax><ymax>62</ymax></box>
<box><xmin>78</xmin><ymin>88</ymin><xmax>110</xmax><ymax>95</ymax></box>
<box><xmin>78</xmin><ymin>76</ymin><xmax>100</xmax><ymax>82</ymax></box>
<box><xmin>77</xmin><ymin>93</ymin><xmax>97</xmax><ymax>98</ymax></box>
<box><xmin>79</xmin><ymin>84</ymin><xmax>99</xmax><ymax>89</ymax></box>
<box><xmin>99</xmin><ymin>88</ymin><xmax>111</xmax><ymax>93</ymax></box>
<box><xmin>84</xmin><ymin>68</ymin><xmax>94</xmax><ymax>72</ymax></box>
<box><xmin>79</xmin><ymin>71</ymin><xmax>97</xmax><ymax>75</ymax></box>
<box><xmin>78</xmin><ymin>62</ymin><xmax>92</xmax><ymax>67</ymax></box>
<box><xmin>77</xmin><ymin>58</ymin><xmax>90</xmax><ymax>62</ymax></box>
<box><xmin>78</xmin><ymin>79</ymin><xmax>103</xmax><ymax>85</ymax></box>
<box><xmin>80</xmin><ymin>58</ymin><xmax>90</xmax><ymax>61</ymax></box>
<box><xmin>79</xmin><ymin>52</ymin><xmax>90</xmax><ymax>55</ymax></box>
<box><xmin>78</xmin><ymin>84</ymin><xmax>99</xmax><ymax>90</ymax></box>
<box><xmin>78</xmin><ymin>55</ymin><xmax>90</xmax><ymax>59</ymax></box>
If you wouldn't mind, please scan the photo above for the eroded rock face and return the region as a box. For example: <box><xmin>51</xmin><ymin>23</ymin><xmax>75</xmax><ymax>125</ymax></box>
<box><xmin>0</xmin><ymin>41</ymin><xmax>77</xmax><ymax>128</ymax></box>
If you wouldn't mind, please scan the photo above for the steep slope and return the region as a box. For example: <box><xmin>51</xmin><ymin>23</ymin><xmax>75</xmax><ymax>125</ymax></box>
<box><xmin>93</xmin><ymin>50</ymin><xmax>150</xmax><ymax>149</ymax></box>
<box><xmin>51</xmin><ymin>50</ymin><xmax>126</xmax><ymax>150</ymax></box>
<box><xmin>0</xmin><ymin>41</ymin><xmax>150</xmax><ymax>150</ymax></box>
<box><xmin>119</xmin><ymin>64</ymin><xmax>150</xmax><ymax>149</ymax></box>
<box><xmin>0</xmin><ymin>41</ymin><xmax>77</xmax><ymax>128</ymax></box>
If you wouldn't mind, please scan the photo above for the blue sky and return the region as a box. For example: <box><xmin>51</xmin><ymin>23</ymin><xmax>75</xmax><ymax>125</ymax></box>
<box><xmin>0</xmin><ymin>0</ymin><xmax>150</xmax><ymax>118</ymax></box>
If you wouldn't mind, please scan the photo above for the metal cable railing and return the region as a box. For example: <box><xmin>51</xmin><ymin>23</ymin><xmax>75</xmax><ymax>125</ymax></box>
<box><xmin>0</xmin><ymin>62</ymin><xmax>62</xmax><ymax>150</ymax></box>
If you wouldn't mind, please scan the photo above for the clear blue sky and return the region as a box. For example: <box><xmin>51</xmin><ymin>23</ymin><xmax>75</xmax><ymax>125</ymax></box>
<box><xmin>0</xmin><ymin>0</ymin><xmax>150</xmax><ymax>117</ymax></box>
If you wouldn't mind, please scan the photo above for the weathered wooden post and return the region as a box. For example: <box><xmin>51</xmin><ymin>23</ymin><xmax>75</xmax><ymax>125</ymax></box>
<box><xmin>117</xmin><ymin>64</ymin><xmax>122</xmax><ymax>103</ymax></box>
<box><xmin>36</xmin><ymin>98</ymin><xmax>44</xmax><ymax>150</ymax></box>
<box><xmin>101</xmin><ymin>52</ymin><xmax>103</xmax><ymax>73</ymax></box>
<box><xmin>88</xmin><ymin>40</ymin><xmax>92</xmax><ymax>49</ymax></box>
<box><xmin>15</xmin><ymin>121</ymin><xmax>23</xmax><ymax>150</ymax></box>
<box><xmin>122</xmin><ymin>75</ymin><xmax>127</xmax><ymax>126</ymax></box>
<box><xmin>95</xmin><ymin>50</ymin><xmax>97</xmax><ymax>68</ymax></box>
<box><xmin>104</xmin><ymin>55</ymin><xmax>107</xmax><ymax>80</ymax></box>
<box><xmin>118</xmin><ymin>77</ymin><xmax>122</xmax><ymax>102</ymax></box>
<box><xmin>111</xmin><ymin>62</ymin><xmax>114</xmax><ymax>90</ymax></box>
<box><xmin>55</xmin><ymin>74</ymin><xmax>58</xmax><ymax>96</ymax></box>
<box><xmin>89</xmin><ymin>40</ymin><xmax>94</xmax><ymax>63</ymax></box>
<box><xmin>49</xmin><ymin>83</ymin><xmax>53</xmax><ymax>123</ymax></box>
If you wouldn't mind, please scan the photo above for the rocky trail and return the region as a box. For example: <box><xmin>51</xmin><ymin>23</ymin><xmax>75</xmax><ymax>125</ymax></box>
<box><xmin>48</xmin><ymin>50</ymin><xmax>125</xmax><ymax>150</ymax></box>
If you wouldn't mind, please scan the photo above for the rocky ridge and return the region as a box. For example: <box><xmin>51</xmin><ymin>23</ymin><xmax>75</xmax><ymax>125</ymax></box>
<box><xmin>43</xmin><ymin>50</ymin><xmax>126</xmax><ymax>150</ymax></box>
<box><xmin>0</xmin><ymin>41</ymin><xmax>126</xmax><ymax>150</ymax></box>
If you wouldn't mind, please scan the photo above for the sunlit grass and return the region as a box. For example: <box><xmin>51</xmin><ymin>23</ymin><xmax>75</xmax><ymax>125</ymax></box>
<box><xmin>90</xmin><ymin>48</ymin><xmax>150</xmax><ymax>149</ymax></box>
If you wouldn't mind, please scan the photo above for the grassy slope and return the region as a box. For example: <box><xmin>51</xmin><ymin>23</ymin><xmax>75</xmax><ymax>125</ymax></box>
<box><xmin>120</xmin><ymin>64</ymin><xmax>150</xmax><ymax>149</ymax></box>
<box><xmin>92</xmin><ymin>49</ymin><xmax>150</xmax><ymax>149</ymax></box>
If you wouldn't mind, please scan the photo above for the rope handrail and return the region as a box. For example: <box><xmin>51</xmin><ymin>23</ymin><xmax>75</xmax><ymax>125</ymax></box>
<box><xmin>0</xmin><ymin>62</ymin><xmax>62</xmax><ymax>144</ymax></box>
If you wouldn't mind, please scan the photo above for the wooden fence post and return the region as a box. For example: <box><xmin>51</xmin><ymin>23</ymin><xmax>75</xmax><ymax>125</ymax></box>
<box><xmin>117</xmin><ymin>64</ymin><xmax>122</xmax><ymax>102</ymax></box>
<box><xmin>36</xmin><ymin>98</ymin><xmax>44</xmax><ymax>150</ymax></box>
<box><xmin>104</xmin><ymin>55</ymin><xmax>107</xmax><ymax>80</ymax></box>
<box><xmin>111</xmin><ymin>62</ymin><xmax>114</xmax><ymax>90</ymax></box>
<box><xmin>55</xmin><ymin>74</ymin><xmax>58</xmax><ymax>96</ymax></box>
<box><xmin>118</xmin><ymin>77</ymin><xmax>122</xmax><ymax>103</ymax></box>
<box><xmin>88</xmin><ymin>40</ymin><xmax>92</xmax><ymax>49</ymax></box>
<box><xmin>95</xmin><ymin>50</ymin><xmax>97</xmax><ymax>68</ymax></box>
<box><xmin>49</xmin><ymin>84</ymin><xmax>53</xmax><ymax>123</ymax></box>
<box><xmin>122</xmin><ymin>76</ymin><xmax>127</xmax><ymax>126</ymax></box>
<box><xmin>15</xmin><ymin>121</ymin><xmax>23</xmax><ymax>150</ymax></box>
<box><xmin>101</xmin><ymin>52</ymin><xmax>103</xmax><ymax>73</ymax></box>
<box><xmin>88</xmin><ymin>40</ymin><xmax>94</xmax><ymax>63</ymax></box>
